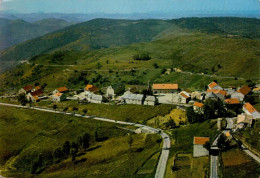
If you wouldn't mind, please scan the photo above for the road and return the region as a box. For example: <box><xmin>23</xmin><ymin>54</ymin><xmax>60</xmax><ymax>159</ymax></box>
<box><xmin>210</xmin><ymin>155</ymin><xmax>218</xmax><ymax>178</ymax></box>
<box><xmin>0</xmin><ymin>102</ymin><xmax>170</xmax><ymax>178</ymax></box>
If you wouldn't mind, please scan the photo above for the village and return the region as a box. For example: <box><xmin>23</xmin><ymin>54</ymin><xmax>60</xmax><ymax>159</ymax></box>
<box><xmin>18</xmin><ymin>81</ymin><xmax>260</xmax><ymax>131</ymax></box>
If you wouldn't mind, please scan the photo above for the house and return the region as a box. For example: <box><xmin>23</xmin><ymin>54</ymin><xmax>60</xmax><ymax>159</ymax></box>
<box><xmin>105</xmin><ymin>84</ymin><xmax>125</xmax><ymax>99</ymax></box>
<box><xmin>19</xmin><ymin>85</ymin><xmax>34</xmax><ymax>95</ymax></box>
<box><xmin>191</xmin><ymin>91</ymin><xmax>204</xmax><ymax>100</ymax></box>
<box><xmin>179</xmin><ymin>91</ymin><xmax>190</xmax><ymax>104</ymax></box>
<box><xmin>253</xmin><ymin>87</ymin><xmax>260</xmax><ymax>93</ymax></box>
<box><xmin>106</xmin><ymin>86</ymin><xmax>115</xmax><ymax>99</ymax></box>
<box><xmin>208</xmin><ymin>82</ymin><xmax>223</xmax><ymax>90</ymax></box>
<box><xmin>53</xmin><ymin>86</ymin><xmax>69</xmax><ymax>94</ymax></box>
<box><xmin>27</xmin><ymin>90</ymin><xmax>44</xmax><ymax>102</ymax></box>
<box><xmin>152</xmin><ymin>84</ymin><xmax>178</xmax><ymax>95</ymax></box>
<box><xmin>224</xmin><ymin>98</ymin><xmax>240</xmax><ymax>105</ymax></box>
<box><xmin>84</xmin><ymin>84</ymin><xmax>99</xmax><ymax>93</ymax></box>
<box><xmin>193</xmin><ymin>102</ymin><xmax>204</xmax><ymax>113</ymax></box>
<box><xmin>243</xmin><ymin>102</ymin><xmax>260</xmax><ymax>119</ymax></box>
<box><xmin>52</xmin><ymin>93</ymin><xmax>66</xmax><ymax>102</ymax></box>
<box><xmin>88</xmin><ymin>93</ymin><xmax>103</xmax><ymax>104</ymax></box>
<box><xmin>144</xmin><ymin>95</ymin><xmax>156</xmax><ymax>106</ymax></box>
<box><xmin>122</xmin><ymin>91</ymin><xmax>144</xmax><ymax>105</ymax></box>
<box><xmin>231</xmin><ymin>85</ymin><xmax>251</xmax><ymax>102</ymax></box>
<box><xmin>206</xmin><ymin>89</ymin><xmax>227</xmax><ymax>100</ymax></box>
<box><xmin>193</xmin><ymin>137</ymin><xmax>210</xmax><ymax>157</ymax></box>
<box><xmin>236</xmin><ymin>114</ymin><xmax>254</xmax><ymax>129</ymax></box>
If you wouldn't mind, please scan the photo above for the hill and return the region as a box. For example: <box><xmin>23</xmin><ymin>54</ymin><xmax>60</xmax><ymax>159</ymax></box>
<box><xmin>0</xmin><ymin>18</ymin><xmax>74</xmax><ymax>51</ymax></box>
<box><xmin>0</xmin><ymin>17</ymin><xmax>259</xmax><ymax>92</ymax></box>
<box><xmin>1</xmin><ymin>17</ymin><xmax>259</xmax><ymax>63</ymax></box>
<box><xmin>0</xmin><ymin>106</ymin><xmax>162</xmax><ymax>177</ymax></box>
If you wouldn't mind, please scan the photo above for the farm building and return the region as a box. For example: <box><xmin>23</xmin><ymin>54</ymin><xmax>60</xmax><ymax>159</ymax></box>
<box><xmin>144</xmin><ymin>95</ymin><xmax>156</xmax><ymax>106</ymax></box>
<box><xmin>193</xmin><ymin>137</ymin><xmax>210</xmax><ymax>157</ymax></box>
<box><xmin>152</xmin><ymin>84</ymin><xmax>178</xmax><ymax>95</ymax></box>
<box><xmin>52</xmin><ymin>93</ymin><xmax>66</xmax><ymax>102</ymax></box>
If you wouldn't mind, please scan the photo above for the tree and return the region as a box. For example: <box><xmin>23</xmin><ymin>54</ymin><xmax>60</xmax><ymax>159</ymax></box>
<box><xmin>96</xmin><ymin>62</ymin><xmax>102</xmax><ymax>69</ymax></box>
<box><xmin>73</xmin><ymin>106</ymin><xmax>78</xmax><ymax>114</ymax></box>
<box><xmin>217</xmin><ymin>133</ymin><xmax>230</xmax><ymax>151</ymax></box>
<box><xmin>62</xmin><ymin>141</ymin><xmax>71</xmax><ymax>155</ymax></box>
<box><xmin>53</xmin><ymin>104</ymin><xmax>57</xmax><ymax>112</ymax></box>
<box><xmin>186</xmin><ymin>107</ymin><xmax>202</xmax><ymax>123</ymax></box>
<box><xmin>82</xmin><ymin>133</ymin><xmax>91</xmax><ymax>151</ymax></box>
<box><xmin>127</xmin><ymin>135</ymin><xmax>134</xmax><ymax>151</ymax></box>
<box><xmin>203</xmin><ymin>141</ymin><xmax>211</xmax><ymax>151</ymax></box>
<box><xmin>82</xmin><ymin>108</ymin><xmax>88</xmax><ymax>116</ymax></box>
<box><xmin>53</xmin><ymin>147</ymin><xmax>64</xmax><ymax>163</ymax></box>
<box><xmin>153</xmin><ymin>63</ymin><xmax>159</xmax><ymax>69</ymax></box>
<box><xmin>63</xmin><ymin>107</ymin><xmax>68</xmax><ymax>113</ymax></box>
<box><xmin>70</xmin><ymin>142</ymin><xmax>78</xmax><ymax>161</ymax></box>
<box><xmin>165</xmin><ymin>119</ymin><xmax>176</xmax><ymax>129</ymax></box>
<box><xmin>18</xmin><ymin>93</ymin><xmax>27</xmax><ymax>105</ymax></box>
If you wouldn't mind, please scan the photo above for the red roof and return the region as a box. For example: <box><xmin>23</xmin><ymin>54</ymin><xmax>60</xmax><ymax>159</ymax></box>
<box><xmin>237</xmin><ymin>86</ymin><xmax>251</xmax><ymax>95</ymax></box>
<box><xmin>208</xmin><ymin>82</ymin><xmax>218</xmax><ymax>89</ymax></box>
<box><xmin>243</xmin><ymin>102</ymin><xmax>257</xmax><ymax>114</ymax></box>
<box><xmin>194</xmin><ymin>102</ymin><xmax>204</xmax><ymax>108</ymax></box>
<box><xmin>225</xmin><ymin>98</ymin><xmax>240</xmax><ymax>104</ymax></box>
<box><xmin>153</xmin><ymin>84</ymin><xmax>178</xmax><ymax>90</ymax></box>
<box><xmin>30</xmin><ymin>90</ymin><xmax>43</xmax><ymax>96</ymax></box>
<box><xmin>180</xmin><ymin>92</ymin><xmax>189</xmax><ymax>99</ymax></box>
<box><xmin>57</xmin><ymin>86</ymin><xmax>68</xmax><ymax>93</ymax></box>
<box><xmin>194</xmin><ymin>137</ymin><xmax>210</xmax><ymax>145</ymax></box>
<box><xmin>206</xmin><ymin>89</ymin><xmax>227</xmax><ymax>96</ymax></box>
<box><xmin>35</xmin><ymin>86</ymin><xmax>41</xmax><ymax>90</ymax></box>
<box><xmin>85</xmin><ymin>84</ymin><xmax>99</xmax><ymax>92</ymax></box>
<box><xmin>23</xmin><ymin>85</ymin><xmax>33</xmax><ymax>92</ymax></box>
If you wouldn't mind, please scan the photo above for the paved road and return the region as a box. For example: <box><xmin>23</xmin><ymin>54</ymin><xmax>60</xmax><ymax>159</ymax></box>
<box><xmin>210</xmin><ymin>155</ymin><xmax>218</xmax><ymax>178</ymax></box>
<box><xmin>0</xmin><ymin>102</ymin><xmax>170</xmax><ymax>178</ymax></box>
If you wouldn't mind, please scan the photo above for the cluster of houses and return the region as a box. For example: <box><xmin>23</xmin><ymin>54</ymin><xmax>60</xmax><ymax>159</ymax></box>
<box><xmin>192</xmin><ymin>82</ymin><xmax>260</xmax><ymax>130</ymax></box>
<box><xmin>19</xmin><ymin>81</ymin><xmax>260</xmax><ymax>124</ymax></box>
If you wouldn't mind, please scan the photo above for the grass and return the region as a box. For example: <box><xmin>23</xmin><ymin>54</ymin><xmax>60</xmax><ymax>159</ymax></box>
<box><xmin>171</xmin><ymin>119</ymin><xmax>218</xmax><ymax>153</ymax></box>
<box><xmin>29</xmin><ymin>100</ymin><xmax>174</xmax><ymax>123</ymax></box>
<box><xmin>147</xmin><ymin>108</ymin><xmax>187</xmax><ymax>128</ymax></box>
<box><xmin>0</xmin><ymin>106</ymin><xmax>162</xmax><ymax>177</ymax></box>
<box><xmin>233</xmin><ymin>120</ymin><xmax>260</xmax><ymax>154</ymax></box>
<box><xmin>169</xmin><ymin>153</ymin><xmax>209</xmax><ymax>178</ymax></box>
<box><xmin>221</xmin><ymin>148</ymin><xmax>260</xmax><ymax>178</ymax></box>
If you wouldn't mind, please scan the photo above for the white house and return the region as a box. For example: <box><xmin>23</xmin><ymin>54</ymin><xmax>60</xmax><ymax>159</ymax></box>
<box><xmin>236</xmin><ymin>114</ymin><xmax>254</xmax><ymax>129</ymax></box>
<box><xmin>193</xmin><ymin>137</ymin><xmax>210</xmax><ymax>157</ymax></box>
<box><xmin>52</xmin><ymin>93</ymin><xmax>66</xmax><ymax>102</ymax></box>
<box><xmin>231</xmin><ymin>86</ymin><xmax>251</xmax><ymax>102</ymax></box>
<box><xmin>88</xmin><ymin>94</ymin><xmax>103</xmax><ymax>104</ymax></box>
<box><xmin>19</xmin><ymin>85</ymin><xmax>33</xmax><ymax>95</ymax></box>
<box><xmin>122</xmin><ymin>91</ymin><xmax>144</xmax><ymax>105</ymax></box>
<box><xmin>193</xmin><ymin>102</ymin><xmax>204</xmax><ymax>113</ymax></box>
<box><xmin>152</xmin><ymin>83</ymin><xmax>178</xmax><ymax>95</ymax></box>
<box><xmin>208</xmin><ymin>82</ymin><xmax>223</xmax><ymax>90</ymax></box>
<box><xmin>243</xmin><ymin>102</ymin><xmax>260</xmax><ymax>119</ymax></box>
<box><xmin>144</xmin><ymin>95</ymin><xmax>156</xmax><ymax>106</ymax></box>
<box><xmin>26</xmin><ymin>90</ymin><xmax>44</xmax><ymax>103</ymax></box>
<box><xmin>106</xmin><ymin>86</ymin><xmax>115</xmax><ymax>99</ymax></box>
<box><xmin>179</xmin><ymin>91</ymin><xmax>190</xmax><ymax>104</ymax></box>
<box><xmin>53</xmin><ymin>86</ymin><xmax>69</xmax><ymax>94</ymax></box>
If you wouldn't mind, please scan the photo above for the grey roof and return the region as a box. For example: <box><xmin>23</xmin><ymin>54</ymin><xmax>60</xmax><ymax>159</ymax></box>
<box><xmin>206</xmin><ymin>92</ymin><xmax>217</xmax><ymax>98</ymax></box>
<box><xmin>145</xmin><ymin>95</ymin><xmax>156</xmax><ymax>102</ymax></box>
<box><xmin>122</xmin><ymin>91</ymin><xmax>144</xmax><ymax>100</ymax></box>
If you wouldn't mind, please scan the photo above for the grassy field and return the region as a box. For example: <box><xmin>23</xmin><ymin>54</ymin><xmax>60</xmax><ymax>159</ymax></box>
<box><xmin>27</xmin><ymin>100</ymin><xmax>174</xmax><ymax>123</ymax></box>
<box><xmin>171</xmin><ymin>119</ymin><xmax>218</xmax><ymax>153</ymax></box>
<box><xmin>233</xmin><ymin>120</ymin><xmax>260</xmax><ymax>155</ymax></box>
<box><xmin>147</xmin><ymin>108</ymin><xmax>187</xmax><ymax>128</ymax></box>
<box><xmin>0</xmin><ymin>106</ymin><xmax>162</xmax><ymax>177</ymax></box>
<box><xmin>221</xmin><ymin>148</ymin><xmax>260</xmax><ymax>178</ymax></box>
<box><xmin>167</xmin><ymin>153</ymin><xmax>209</xmax><ymax>178</ymax></box>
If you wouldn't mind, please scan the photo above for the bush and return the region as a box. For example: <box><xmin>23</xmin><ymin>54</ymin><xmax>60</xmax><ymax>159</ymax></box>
<box><xmin>133</xmin><ymin>52</ymin><xmax>151</xmax><ymax>60</ymax></box>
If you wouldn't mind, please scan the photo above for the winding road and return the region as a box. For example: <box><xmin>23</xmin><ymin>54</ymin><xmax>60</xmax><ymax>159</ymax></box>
<box><xmin>0</xmin><ymin>102</ymin><xmax>170</xmax><ymax>178</ymax></box>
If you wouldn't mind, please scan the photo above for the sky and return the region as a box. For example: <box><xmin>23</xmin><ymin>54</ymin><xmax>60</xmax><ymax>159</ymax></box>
<box><xmin>0</xmin><ymin>0</ymin><xmax>259</xmax><ymax>14</ymax></box>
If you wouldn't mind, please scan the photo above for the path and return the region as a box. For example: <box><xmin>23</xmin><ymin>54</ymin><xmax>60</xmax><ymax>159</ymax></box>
<box><xmin>0</xmin><ymin>102</ymin><xmax>170</xmax><ymax>178</ymax></box>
